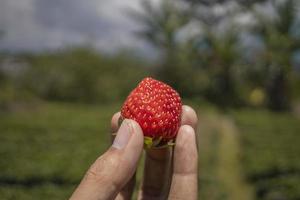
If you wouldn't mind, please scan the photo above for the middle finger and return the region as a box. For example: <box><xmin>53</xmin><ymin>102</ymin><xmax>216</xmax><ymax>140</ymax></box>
<box><xmin>138</xmin><ymin>105</ymin><xmax>197</xmax><ymax>199</ymax></box>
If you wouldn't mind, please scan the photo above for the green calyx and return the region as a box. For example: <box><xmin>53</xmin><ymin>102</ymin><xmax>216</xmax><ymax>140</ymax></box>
<box><xmin>118</xmin><ymin>116</ymin><xmax>175</xmax><ymax>149</ymax></box>
<box><xmin>144</xmin><ymin>136</ymin><xmax>175</xmax><ymax>149</ymax></box>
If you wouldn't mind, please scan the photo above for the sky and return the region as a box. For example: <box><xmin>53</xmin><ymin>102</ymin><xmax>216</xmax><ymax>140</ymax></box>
<box><xmin>1</xmin><ymin>0</ymin><xmax>299</xmax><ymax>59</ymax></box>
<box><xmin>0</xmin><ymin>0</ymin><xmax>161</xmax><ymax>56</ymax></box>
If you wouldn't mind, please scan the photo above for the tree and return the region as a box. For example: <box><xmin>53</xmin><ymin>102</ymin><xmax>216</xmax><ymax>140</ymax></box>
<box><xmin>132</xmin><ymin>0</ymin><xmax>299</xmax><ymax>109</ymax></box>
<box><xmin>0</xmin><ymin>30</ymin><xmax>5</xmax><ymax>84</ymax></box>
<box><xmin>130</xmin><ymin>0</ymin><xmax>192</xmax><ymax>91</ymax></box>
<box><xmin>177</xmin><ymin>0</ymin><xmax>254</xmax><ymax>107</ymax></box>
<box><xmin>252</xmin><ymin>0</ymin><xmax>300</xmax><ymax>111</ymax></box>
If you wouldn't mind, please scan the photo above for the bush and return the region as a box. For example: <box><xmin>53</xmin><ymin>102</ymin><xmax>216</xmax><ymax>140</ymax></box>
<box><xmin>14</xmin><ymin>48</ymin><xmax>148</xmax><ymax>103</ymax></box>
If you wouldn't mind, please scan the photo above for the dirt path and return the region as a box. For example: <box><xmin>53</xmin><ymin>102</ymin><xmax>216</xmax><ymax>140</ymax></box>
<box><xmin>216</xmin><ymin>117</ymin><xmax>254</xmax><ymax>200</ymax></box>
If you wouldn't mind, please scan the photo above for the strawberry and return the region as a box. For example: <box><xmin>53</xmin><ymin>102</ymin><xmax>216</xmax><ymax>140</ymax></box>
<box><xmin>121</xmin><ymin>77</ymin><xmax>182</xmax><ymax>148</ymax></box>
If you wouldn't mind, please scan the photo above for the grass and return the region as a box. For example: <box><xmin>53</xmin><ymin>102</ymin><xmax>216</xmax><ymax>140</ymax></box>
<box><xmin>0</xmin><ymin>102</ymin><xmax>119</xmax><ymax>199</ymax></box>
<box><xmin>233</xmin><ymin>109</ymin><xmax>300</xmax><ymax>200</ymax></box>
<box><xmin>0</xmin><ymin>102</ymin><xmax>299</xmax><ymax>199</ymax></box>
<box><xmin>217</xmin><ymin>117</ymin><xmax>254</xmax><ymax>200</ymax></box>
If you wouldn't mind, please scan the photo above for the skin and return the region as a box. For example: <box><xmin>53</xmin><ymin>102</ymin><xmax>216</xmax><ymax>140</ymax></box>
<box><xmin>70</xmin><ymin>105</ymin><xmax>198</xmax><ymax>200</ymax></box>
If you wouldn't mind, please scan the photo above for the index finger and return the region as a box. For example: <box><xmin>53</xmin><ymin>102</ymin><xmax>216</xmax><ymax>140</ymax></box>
<box><xmin>111</xmin><ymin>112</ymin><xmax>121</xmax><ymax>133</ymax></box>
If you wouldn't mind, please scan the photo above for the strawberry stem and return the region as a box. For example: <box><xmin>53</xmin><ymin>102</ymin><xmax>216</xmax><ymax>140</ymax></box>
<box><xmin>143</xmin><ymin>137</ymin><xmax>175</xmax><ymax>149</ymax></box>
<box><xmin>144</xmin><ymin>137</ymin><xmax>153</xmax><ymax>148</ymax></box>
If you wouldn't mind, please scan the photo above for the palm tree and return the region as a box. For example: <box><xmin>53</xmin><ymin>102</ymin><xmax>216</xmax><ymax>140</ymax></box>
<box><xmin>130</xmin><ymin>0</ymin><xmax>191</xmax><ymax>90</ymax></box>
<box><xmin>131</xmin><ymin>0</ymin><xmax>190</xmax><ymax>53</ymax></box>
<box><xmin>207</xmin><ymin>31</ymin><xmax>241</xmax><ymax>106</ymax></box>
<box><xmin>252</xmin><ymin>0</ymin><xmax>300</xmax><ymax>111</ymax></box>
<box><xmin>181</xmin><ymin>0</ymin><xmax>247</xmax><ymax>107</ymax></box>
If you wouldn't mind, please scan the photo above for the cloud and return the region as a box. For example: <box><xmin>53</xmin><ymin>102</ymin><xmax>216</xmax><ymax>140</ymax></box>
<box><xmin>0</xmin><ymin>0</ymin><xmax>158</xmax><ymax>56</ymax></box>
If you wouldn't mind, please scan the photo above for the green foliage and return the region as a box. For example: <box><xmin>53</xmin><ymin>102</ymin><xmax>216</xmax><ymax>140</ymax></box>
<box><xmin>0</xmin><ymin>84</ymin><xmax>16</xmax><ymax>109</ymax></box>
<box><xmin>132</xmin><ymin>0</ymin><xmax>247</xmax><ymax>107</ymax></box>
<box><xmin>131</xmin><ymin>0</ymin><xmax>189</xmax><ymax>50</ymax></box>
<box><xmin>250</xmin><ymin>0</ymin><xmax>300</xmax><ymax>111</ymax></box>
<box><xmin>0</xmin><ymin>103</ymin><xmax>117</xmax><ymax>199</ymax></box>
<box><xmin>198</xmin><ymin>30</ymin><xmax>242</xmax><ymax>107</ymax></box>
<box><xmin>2</xmin><ymin>48</ymin><xmax>148</xmax><ymax>104</ymax></box>
<box><xmin>234</xmin><ymin>109</ymin><xmax>300</xmax><ymax>199</ymax></box>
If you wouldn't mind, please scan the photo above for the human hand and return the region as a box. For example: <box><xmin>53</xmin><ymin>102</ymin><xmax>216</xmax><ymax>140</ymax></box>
<box><xmin>70</xmin><ymin>105</ymin><xmax>198</xmax><ymax>200</ymax></box>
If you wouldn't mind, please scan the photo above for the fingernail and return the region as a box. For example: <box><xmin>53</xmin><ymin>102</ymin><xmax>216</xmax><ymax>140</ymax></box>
<box><xmin>112</xmin><ymin>119</ymin><xmax>132</xmax><ymax>149</ymax></box>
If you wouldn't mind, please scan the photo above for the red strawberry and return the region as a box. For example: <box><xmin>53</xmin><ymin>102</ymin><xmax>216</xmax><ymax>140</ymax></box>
<box><xmin>121</xmin><ymin>77</ymin><xmax>182</xmax><ymax>148</ymax></box>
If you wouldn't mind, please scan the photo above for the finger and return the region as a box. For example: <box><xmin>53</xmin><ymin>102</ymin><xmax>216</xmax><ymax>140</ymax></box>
<box><xmin>138</xmin><ymin>105</ymin><xmax>198</xmax><ymax>199</ymax></box>
<box><xmin>111</xmin><ymin>112</ymin><xmax>137</xmax><ymax>200</ymax></box>
<box><xmin>181</xmin><ymin>105</ymin><xmax>198</xmax><ymax>129</ymax></box>
<box><xmin>138</xmin><ymin>147</ymin><xmax>173</xmax><ymax>200</ymax></box>
<box><xmin>70</xmin><ymin>119</ymin><xmax>144</xmax><ymax>200</ymax></box>
<box><xmin>168</xmin><ymin>125</ymin><xmax>198</xmax><ymax>200</ymax></box>
<box><xmin>111</xmin><ymin>112</ymin><xmax>121</xmax><ymax>133</ymax></box>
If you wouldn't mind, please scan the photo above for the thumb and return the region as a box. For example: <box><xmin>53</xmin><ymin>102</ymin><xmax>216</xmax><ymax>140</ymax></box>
<box><xmin>70</xmin><ymin>119</ymin><xmax>144</xmax><ymax>200</ymax></box>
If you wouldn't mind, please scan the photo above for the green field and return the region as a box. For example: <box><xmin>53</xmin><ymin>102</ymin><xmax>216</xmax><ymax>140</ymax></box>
<box><xmin>233</xmin><ymin>110</ymin><xmax>300</xmax><ymax>200</ymax></box>
<box><xmin>0</xmin><ymin>103</ymin><xmax>117</xmax><ymax>199</ymax></box>
<box><xmin>0</xmin><ymin>102</ymin><xmax>299</xmax><ymax>199</ymax></box>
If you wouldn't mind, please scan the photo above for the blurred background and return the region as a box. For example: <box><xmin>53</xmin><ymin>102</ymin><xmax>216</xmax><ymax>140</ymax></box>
<box><xmin>0</xmin><ymin>0</ymin><xmax>300</xmax><ymax>199</ymax></box>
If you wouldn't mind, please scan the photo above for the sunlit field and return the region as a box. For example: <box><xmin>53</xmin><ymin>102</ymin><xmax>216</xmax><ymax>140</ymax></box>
<box><xmin>0</xmin><ymin>102</ymin><xmax>299</xmax><ymax>199</ymax></box>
